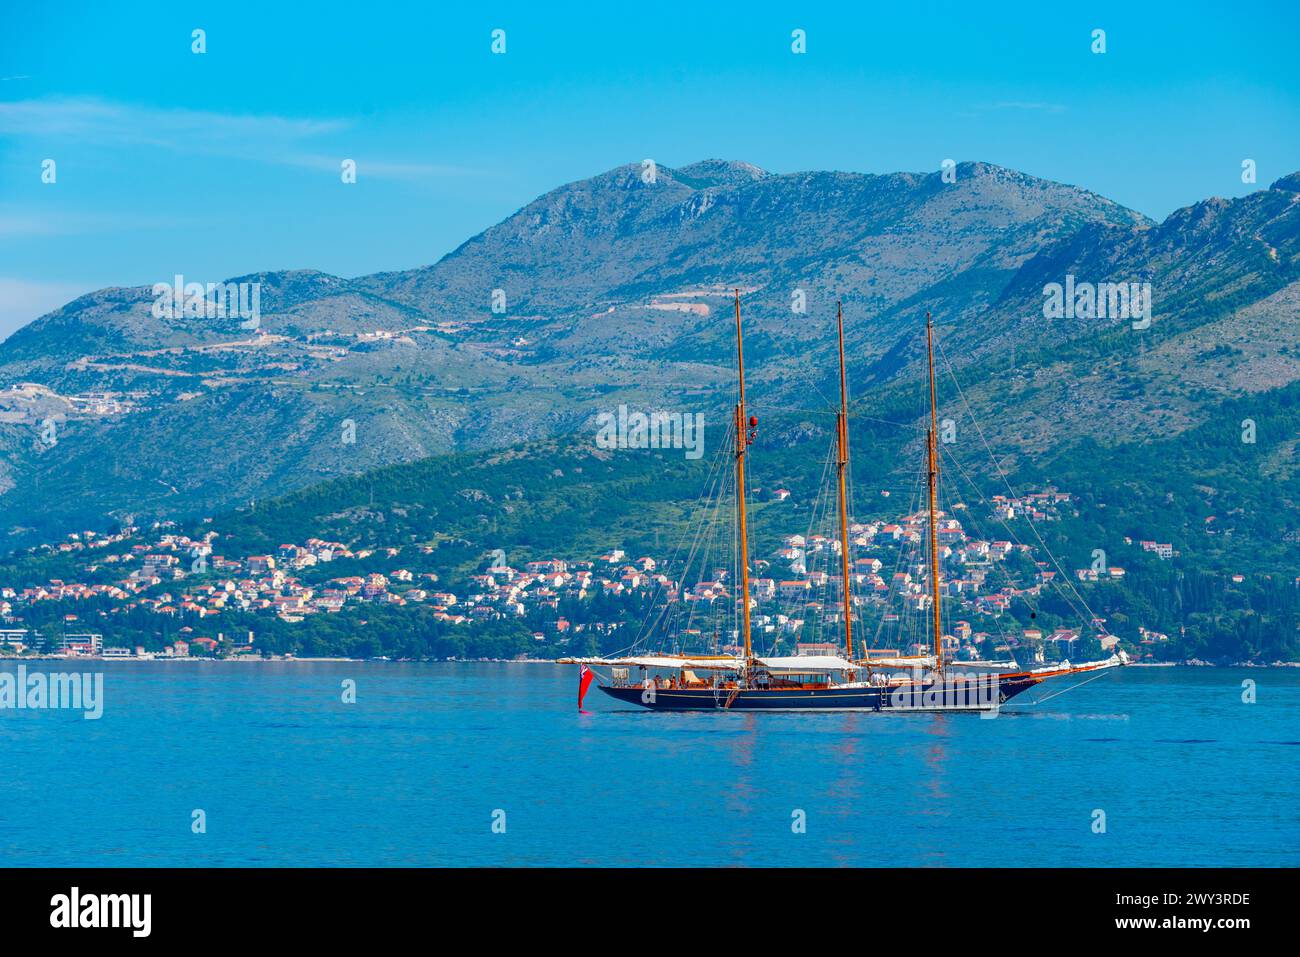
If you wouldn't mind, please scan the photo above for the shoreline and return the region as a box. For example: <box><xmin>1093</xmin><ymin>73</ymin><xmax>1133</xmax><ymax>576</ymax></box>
<box><xmin>1</xmin><ymin>655</ymin><xmax>1297</xmax><ymax>668</ymax></box>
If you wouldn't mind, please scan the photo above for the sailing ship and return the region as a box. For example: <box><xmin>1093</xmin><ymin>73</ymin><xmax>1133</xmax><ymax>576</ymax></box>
<box><xmin>563</xmin><ymin>292</ymin><xmax>1128</xmax><ymax>712</ymax></box>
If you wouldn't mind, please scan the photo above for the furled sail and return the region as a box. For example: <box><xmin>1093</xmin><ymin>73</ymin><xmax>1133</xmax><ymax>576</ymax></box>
<box><xmin>558</xmin><ymin>655</ymin><xmax>743</xmax><ymax>671</ymax></box>
<box><xmin>754</xmin><ymin>655</ymin><xmax>856</xmax><ymax>672</ymax></box>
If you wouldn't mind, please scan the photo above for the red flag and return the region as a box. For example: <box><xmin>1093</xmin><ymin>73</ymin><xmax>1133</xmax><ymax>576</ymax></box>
<box><xmin>578</xmin><ymin>664</ymin><xmax>594</xmax><ymax>713</ymax></box>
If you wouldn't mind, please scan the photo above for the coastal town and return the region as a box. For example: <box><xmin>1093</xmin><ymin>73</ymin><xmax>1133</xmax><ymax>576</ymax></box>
<box><xmin>0</xmin><ymin>485</ymin><xmax>1209</xmax><ymax>664</ymax></box>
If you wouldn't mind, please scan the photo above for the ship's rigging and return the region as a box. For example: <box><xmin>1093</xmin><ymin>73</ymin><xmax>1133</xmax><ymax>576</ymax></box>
<box><xmin>564</xmin><ymin>291</ymin><xmax>1127</xmax><ymax>710</ymax></box>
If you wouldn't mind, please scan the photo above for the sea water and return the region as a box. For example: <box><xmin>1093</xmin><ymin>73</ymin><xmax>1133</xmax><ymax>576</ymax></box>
<box><xmin>1</xmin><ymin>661</ymin><xmax>1295</xmax><ymax>866</ymax></box>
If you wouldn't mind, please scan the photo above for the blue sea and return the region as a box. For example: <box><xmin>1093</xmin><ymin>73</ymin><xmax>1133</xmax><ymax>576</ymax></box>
<box><xmin>1</xmin><ymin>661</ymin><xmax>1296</xmax><ymax>867</ymax></box>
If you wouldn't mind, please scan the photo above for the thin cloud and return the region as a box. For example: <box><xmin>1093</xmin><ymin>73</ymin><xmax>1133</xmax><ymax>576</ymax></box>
<box><xmin>0</xmin><ymin>213</ymin><xmax>63</xmax><ymax>238</ymax></box>
<box><xmin>980</xmin><ymin>101</ymin><xmax>1067</xmax><ymax>114</ymax></box>
<box><xmin>0</xmin><ymin>277</ymin><xmax>103</xmax><ymax>341</ymax></box>
<box><xmin>0</xmin><ymin>208</ymin><xmax>183</xmax><ymax>239</ymax></box>
<box><xmin>0</xmin><ymin>97</ymin><xmax>472</xmax><ymax>180</ymax></box>
<box><xmin>284</xmin><ymin>153</ymin><xmax>487</xmax><ymax>181</ymax></box>
<box><xmin>0</xmin><ymin>96</ymin><xmax>344</xmax><ymax>146</ymax></box>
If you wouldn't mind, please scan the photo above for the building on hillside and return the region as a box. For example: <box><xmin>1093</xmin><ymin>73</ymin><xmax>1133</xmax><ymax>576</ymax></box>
<box><xmin>61</xmin><ymin>632</ymin><xmax>103</xmax><ymax>656</ymax></box>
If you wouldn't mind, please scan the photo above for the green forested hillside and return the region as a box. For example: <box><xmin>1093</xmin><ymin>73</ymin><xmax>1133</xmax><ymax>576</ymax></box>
<box><xmin>111</xmin><ymin>375</ymin><xmax>1291</xmax><ymax>662</ymax></box>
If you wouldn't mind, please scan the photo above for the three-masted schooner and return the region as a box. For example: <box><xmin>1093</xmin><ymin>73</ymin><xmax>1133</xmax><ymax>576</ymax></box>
<box><xmin>563</xmin><ymin>292</ymin><xmax>1127</xmax><ymax>711</ymax></box>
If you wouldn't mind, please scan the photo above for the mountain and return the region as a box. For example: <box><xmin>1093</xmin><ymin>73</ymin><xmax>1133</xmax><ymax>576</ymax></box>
<box><xmin>1</xmin><ymin>160</ymin><xmax>1297</xmax><ymax>549</ymax></box>
<box><xmin>360</xmin><ymin>159</ymin><xmax>1145</xmax><ymax>325</ymax></box>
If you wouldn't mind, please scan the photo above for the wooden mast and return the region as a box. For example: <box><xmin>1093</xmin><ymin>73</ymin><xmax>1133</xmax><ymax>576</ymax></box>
<box><xmin>925</xmin><ymin>311</ymin><xmax>943</xmax><ymax>672</ymax></box>
<box><xmin>834</xmin><ymin>300</ymin><xmax>854</xmax><ymax>662</ymax></box>
<box><xmin>733</xmin><ymin>291</ymin><xmax>754</xmax><ymax>665</ymax></box>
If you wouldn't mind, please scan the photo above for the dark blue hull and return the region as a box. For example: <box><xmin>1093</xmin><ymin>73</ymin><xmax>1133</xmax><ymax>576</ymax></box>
<box><xmin>598</xmin><ymin>677</ymin><xmax>1040</xmax><ymax>712</ymax></box>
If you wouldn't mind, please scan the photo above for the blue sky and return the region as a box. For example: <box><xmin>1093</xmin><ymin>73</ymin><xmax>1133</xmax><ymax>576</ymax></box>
<box><xmin>1</xmin><ymin>0</ymin><xmax>1297</xmax><ymax>338</ymax></box>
